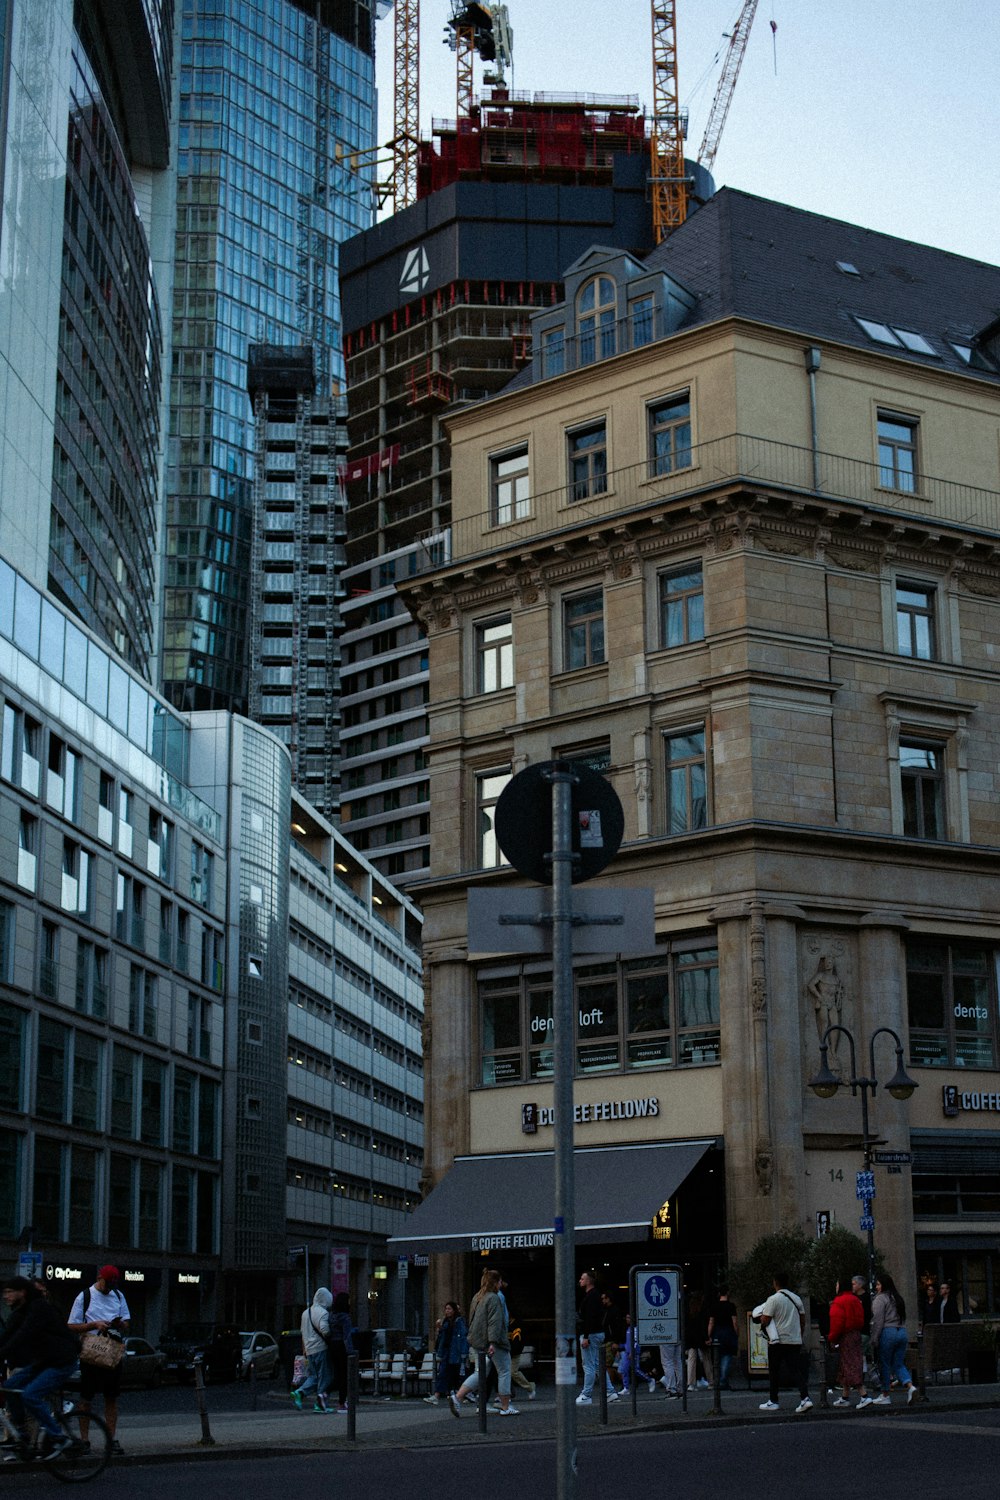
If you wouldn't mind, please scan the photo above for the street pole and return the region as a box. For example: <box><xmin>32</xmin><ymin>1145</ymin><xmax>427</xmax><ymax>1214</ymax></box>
<box><xmin>857</xmin><ymin>1075</ymin><xmax>876</xmax><ymax>1293</ymax></box>
<box><xmin>548</xmin><ymin>764</ymin><xmax>576</xmax><ymax>1500</ymax></box>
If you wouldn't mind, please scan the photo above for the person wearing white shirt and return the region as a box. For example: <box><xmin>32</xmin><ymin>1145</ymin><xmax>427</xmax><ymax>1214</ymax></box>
<box><xmin>67</xmin><ymin>1265</ymin><xmax>131</xmax><ymax>1454</ymax></box>
<box><xmin>756</xmin><ymin>1272</ymin><xmax>812</xmax><ymax>1414</ymax></box>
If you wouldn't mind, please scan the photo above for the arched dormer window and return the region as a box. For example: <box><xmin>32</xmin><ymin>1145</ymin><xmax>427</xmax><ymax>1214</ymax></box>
<box><xmin>577</xmin><ymin>275</ymin><xmax>617</xmax><ymax>365</ymax></box>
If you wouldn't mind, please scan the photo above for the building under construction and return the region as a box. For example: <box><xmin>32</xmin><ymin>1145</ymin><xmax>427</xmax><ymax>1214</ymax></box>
<box><xmin>337</xmin><ymin>86</ymin><xmax>713</xmax><ymax>881</ymax></box>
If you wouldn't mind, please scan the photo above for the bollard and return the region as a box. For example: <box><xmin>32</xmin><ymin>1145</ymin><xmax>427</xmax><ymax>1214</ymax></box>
<box><xmin>598</xmin><ymin>1342</ymin><xmax>608</xmax><ymax>1425</ymax></box>
<box><xmin>192</xmin><ymin>1356</ymin><xmax>215</xmax><ymax>1446</ymax></box>
<box><xmin>819</xmin><ymin>1337</ymin><xmax>829</xmax><ymax>1409</ymax></box>
<box><xmin>249</xmin><ymin>1356</ymin><xmax>258</xmax><ymax>1412</ymax></box>
<box><xmin>477</xmin><ymin>1350</ymin><xmax>488</xmax><ymax>1434</ymax></box>
<box><xmin>708</xmin><ymin>1338</ymin><xmax>723</xmax><ymax>1417</ymax></box>
<box><xmin>915</xmin><ymin>1331</ymin><xmax>928</xmax><ymax>1404</ymax></box>
<box><xmin>347</xmin><ymin>1352</ymin><xmax>358</xmax><ymax>1440</ymax></box>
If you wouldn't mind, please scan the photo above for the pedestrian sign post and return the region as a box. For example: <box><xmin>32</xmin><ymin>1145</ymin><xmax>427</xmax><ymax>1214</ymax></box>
<box><xmin>630</xmin><ymin>1263</ymin><xmax>684</xmax><ymax>1413</ymax></box>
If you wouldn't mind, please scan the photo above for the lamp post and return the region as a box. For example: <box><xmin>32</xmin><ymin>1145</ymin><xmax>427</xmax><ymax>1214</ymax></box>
<box><xmin>808</xmin><ymin>1024</ymin><xmax>918</xmax><ymax>1291</ymax></box>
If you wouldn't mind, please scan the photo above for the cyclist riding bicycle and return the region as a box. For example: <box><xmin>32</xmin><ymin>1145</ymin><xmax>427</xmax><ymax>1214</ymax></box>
<box><xmin>0</xmin><ymin>1277</ymin><xmax>80</xmax><ymax>1460</ymax></box>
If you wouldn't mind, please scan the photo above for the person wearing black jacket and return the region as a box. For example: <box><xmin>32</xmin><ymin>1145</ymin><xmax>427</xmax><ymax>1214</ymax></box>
<box><xmin>0</xmin><ymin>1277</ymin><xmax>80</xmax><ymax>1458</ymax></box>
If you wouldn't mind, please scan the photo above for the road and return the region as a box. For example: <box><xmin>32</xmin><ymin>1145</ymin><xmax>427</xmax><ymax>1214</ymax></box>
<box><xmin>28</xmin><ymin>1406</ymin><xmax>1000</xmax><ymax>1500</ymax></box>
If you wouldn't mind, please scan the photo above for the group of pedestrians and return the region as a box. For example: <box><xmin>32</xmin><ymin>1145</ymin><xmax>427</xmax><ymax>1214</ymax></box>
<box><xmin>1</xmin><ymin>1263</ymin><xmax>130</xmax><ymax>1461</ymax></box>
<box><xmin>290</xmin><ymin>1287</ymin><xmax>353</xmax><ymax>1414</ymax></box>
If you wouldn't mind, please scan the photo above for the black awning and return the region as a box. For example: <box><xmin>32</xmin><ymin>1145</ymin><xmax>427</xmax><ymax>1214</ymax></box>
<box><xmin>388</xmin><ymin>1139</ymin><xmax>714</xmax><ymax>1255</ymax></box>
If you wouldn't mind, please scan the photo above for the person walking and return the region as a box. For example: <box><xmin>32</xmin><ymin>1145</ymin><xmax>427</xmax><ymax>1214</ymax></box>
<box><xmin>449</xmin><ymin>1268</ymin><xmax>516</xmax><ymax>1417</ymax></box>
<box><xmin>291</xmin><ymin>1287</ymin><xmax>333</xmax><ymax>1412</ymax></box>
<box><xmin>325</xmin><ymin>1292</ymin><xmax>353</xmax><ymax>1412</ymax></box>
<box><xmin>424</xmin><ymin>1300</ymin><xmax>467</xmax><ymax>1405</ymax></box>
<box><xmin>828</xmin><ymin>1277</ymin><xmax>873</xmax><ymax>1409</ymax></box>
<box><xmin>756</xmin><ymin>1271</ymin><xmax>813</xmax><ymax>1414</ymax></box>
<box><xmin>706</xmin><ymin>1286</ymin><xmax>739</xmax><ymax>1390</ymax></box>
<box><xmin>936</xmin><ymin>1281</ymin><xmax>961</xmax><ymax>1323</ymax></box>
<box><xmin>870</xmin><ymin>1273</ymin><xmax>916</xmax><ymax>1405</ymax></box>
<box><xmin>66</xmin><ymin>1264</ymin><xmax>131</xmax><ymax>1454</ymax></box>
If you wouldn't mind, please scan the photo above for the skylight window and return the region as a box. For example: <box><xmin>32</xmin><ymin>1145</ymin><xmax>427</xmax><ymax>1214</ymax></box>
<box><xmin>894</xmin><ymin>328</ymin><xmax>938</xmax><ymax>356</ymax></box>
<box><xmin>856</xmin><ymin>317</ymin><xmax>900</xmax><ymax>346</ymax></box>
<box><xmin>836</xmin><ymin>261</ymin><xmax>861</xmax><ymax>276</ymax></box>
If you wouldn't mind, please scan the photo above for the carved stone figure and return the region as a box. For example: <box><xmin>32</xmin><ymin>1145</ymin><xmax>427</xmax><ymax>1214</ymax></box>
<box><xmin>807</xmin><ymin>953</ymin><xmax>846</xmax><ymax>1058</ymax></box>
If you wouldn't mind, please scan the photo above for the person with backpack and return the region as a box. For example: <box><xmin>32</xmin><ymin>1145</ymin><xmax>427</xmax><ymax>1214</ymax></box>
<box><xmin>291</xmin><ymin>1287</ymin><xmax>333</xmax><ymax>1412</ymax></box>
<box><xmin>66</xmin><ymin>1265</ymin><xmax>131</xmax><ymax>1455</ymax></box>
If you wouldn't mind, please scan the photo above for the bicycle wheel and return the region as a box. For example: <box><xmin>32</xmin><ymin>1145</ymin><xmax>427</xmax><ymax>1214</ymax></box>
<box><xmin>47</xmin><ymin>1408</ymin><xmax>111</xmax><ymax>1483</ymax></box>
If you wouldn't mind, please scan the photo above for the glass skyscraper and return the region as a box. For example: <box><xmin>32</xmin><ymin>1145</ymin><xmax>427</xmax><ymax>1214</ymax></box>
<box><xmin>161</xmin><ymin>0</ymin><xmax>379</xmax><ymax>715</ymax></box>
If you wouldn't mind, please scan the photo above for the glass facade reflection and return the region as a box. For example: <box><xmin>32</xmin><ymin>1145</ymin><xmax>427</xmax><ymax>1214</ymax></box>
<box><xmin>161</xmin><ymin>0</ymin><xmax>377</xmax><ymax>715</ymax></box>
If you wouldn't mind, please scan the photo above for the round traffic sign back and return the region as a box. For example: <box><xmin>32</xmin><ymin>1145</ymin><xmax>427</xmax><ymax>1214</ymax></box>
<box><xmin>494</xmin><ymin>760</ymin><xmax>624</xmax><ymax>885</ymax></box>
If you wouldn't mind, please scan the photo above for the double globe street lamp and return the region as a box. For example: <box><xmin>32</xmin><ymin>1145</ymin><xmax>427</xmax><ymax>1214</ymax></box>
<box><xmin>809</xmin><ymin>1024</ymin><xmax>918</xmax><ymax>1290</ymax></box>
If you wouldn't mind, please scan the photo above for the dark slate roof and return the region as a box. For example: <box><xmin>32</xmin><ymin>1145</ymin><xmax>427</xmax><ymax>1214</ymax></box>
<box><xmin>494</xmin><ymin>188</ymin><xmax>1000</xmax><ymax>398</ymax></box>
<box><xmin>645</xmin><ymin>188</ymin><xmax>1000</xmax><ymax>381</ymax></box>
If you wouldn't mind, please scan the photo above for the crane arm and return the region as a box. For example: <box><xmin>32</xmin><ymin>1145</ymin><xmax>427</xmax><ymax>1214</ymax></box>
<box><xmin>697</xmin><ymin>0</ymin><xmax>758</xmax><ymax>171</ymax></box>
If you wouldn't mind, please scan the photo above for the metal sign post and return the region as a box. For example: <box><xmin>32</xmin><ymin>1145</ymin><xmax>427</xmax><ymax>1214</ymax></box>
<box><xmin>549</xmin><ymin>764</ymin><xmax>577</xmax><ymax>1500</ymax></box>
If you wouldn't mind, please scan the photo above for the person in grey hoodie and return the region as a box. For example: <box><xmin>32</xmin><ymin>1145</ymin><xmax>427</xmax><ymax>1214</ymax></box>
<box><xmin>292</xmin><ymin>1287</ymin><xmax>333</xmax><ymax>1412</ymax></box>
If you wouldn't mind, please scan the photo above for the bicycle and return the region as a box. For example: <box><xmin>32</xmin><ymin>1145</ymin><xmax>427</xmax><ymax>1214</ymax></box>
<box><xmin>1</xmin><ymin>1387</ymin><xmax>111</xmax><ymax>1482</ymax></box>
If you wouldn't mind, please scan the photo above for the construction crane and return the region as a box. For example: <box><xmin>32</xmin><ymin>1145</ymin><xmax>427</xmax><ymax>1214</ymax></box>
<box><xmin>392</xmin><ymin>0</ymin><xmax>420</xmax><ymax>208</ymax></box>
<box><xmin>649</xmin><ymin>1</ymin><xmax>687</xmax><ymax>244</ymax></box>
<box><xmin>445</xmin><ymin>2</ymin><xmax>513</xmax><ymax>124</ymax></box>
<box><xmin>697</xmin><ymin>0</ymin><xmax>759</xmax><ymax>171</ymax></box>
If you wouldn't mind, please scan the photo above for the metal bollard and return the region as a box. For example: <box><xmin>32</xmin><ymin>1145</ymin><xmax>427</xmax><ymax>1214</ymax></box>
<box><xmin>249</xmin><ymin>1356</ymin><xmax>258</xmax><ymax>1412</ymax></box>
<box><xmin>915</xmin><ymin>1331</ymin><xmax>928</xmax><ymax>1404</ymax></box>
<box><xmin>708</xmin><ymin>1338</ymin><xmax>723</xmax><ymax>1416</ymax></box>
<box><xmin>598</xmin><ymin>1342</ymin><xmax>608</xmax><ymax>1424</ymax></box>
<box><xmin>477</xmin><ymin>1349</ymin><xmax>488</xmax><ymax>1433</ymax></box>
<box><xmin>192</xmin><ymin>1356</ymin><xmax>215</xmax><ymax>1446</ymax></box>
<box><xmin>347</xmin><ymin>1352</ymin><xmax>359</xmax><ymax>1440</ymax></box>
<box><xmin>819</xmin><ymin>1337</ymin><xmax>829</xmax><ymax>1409</ymax></box>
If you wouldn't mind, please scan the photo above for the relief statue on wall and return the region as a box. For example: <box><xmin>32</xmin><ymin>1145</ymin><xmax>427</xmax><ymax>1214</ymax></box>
<box><xmin>806</xmin><ymin>952</ymin><xmax>846</xmax><ymax>1062</ymax></box>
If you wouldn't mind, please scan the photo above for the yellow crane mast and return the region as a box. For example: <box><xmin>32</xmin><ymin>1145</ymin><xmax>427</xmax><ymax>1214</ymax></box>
<box><xmin>649</xmin><ymin>1</ymin><xmax>687</xmax><ymax>243</ymax></box>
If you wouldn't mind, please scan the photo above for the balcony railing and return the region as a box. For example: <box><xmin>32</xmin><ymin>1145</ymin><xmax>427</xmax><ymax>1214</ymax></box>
<box><xmin>414</xmin><ymin>432</ymin><xmax>1000</xmax><ymax>573</ymax></box>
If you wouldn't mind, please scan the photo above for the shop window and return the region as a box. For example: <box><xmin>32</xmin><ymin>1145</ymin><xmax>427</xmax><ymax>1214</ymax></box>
<box><xmin>476</xmin><ymin>946</ymin><xmax>720</xmax><ymax>1086</ymax></box>
<box><xmin>906</xmin><ymin>941</ymin><xmax>998</xmax><ymax>1069</ymax></box>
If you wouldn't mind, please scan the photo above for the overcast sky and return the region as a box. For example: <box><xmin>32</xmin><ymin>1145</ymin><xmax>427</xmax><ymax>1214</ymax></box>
<box><xmin>374</xmin><ymin>0</ymin><xmax>1000</xmax><ymax>265</ymax></box>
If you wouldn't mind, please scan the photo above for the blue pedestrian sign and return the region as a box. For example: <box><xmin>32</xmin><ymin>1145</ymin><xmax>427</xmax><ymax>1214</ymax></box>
<box><xmin>631</xmin><ymin>1264</ymin><xmax>682</xmax><ymax>1345</ymax></box>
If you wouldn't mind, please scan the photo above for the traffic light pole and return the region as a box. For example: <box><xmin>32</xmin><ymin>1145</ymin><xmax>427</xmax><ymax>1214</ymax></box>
<box><xmin>548</xmin><ymin>764</ymin><xmax>577</xmax><ymax>1500</ymax></box>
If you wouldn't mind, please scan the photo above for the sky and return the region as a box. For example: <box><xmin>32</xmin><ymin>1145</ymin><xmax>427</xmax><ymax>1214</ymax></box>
<box><xmin>374</xmin><ymin>0</ymin><xmax>1000</xmax><ymax>266</ymax></box>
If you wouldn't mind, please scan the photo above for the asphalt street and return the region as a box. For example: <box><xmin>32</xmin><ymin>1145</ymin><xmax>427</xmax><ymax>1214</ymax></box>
<box><xmin>15</xmin><ymin>1408</ymin><xmax>999</xmax><ymax>1500</ymax></box>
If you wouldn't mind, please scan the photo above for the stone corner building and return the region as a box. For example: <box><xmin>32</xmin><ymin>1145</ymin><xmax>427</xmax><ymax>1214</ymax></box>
<box><xmin>394</xmin><ymin>188</ymin><xmax>1000</xmax><ymax>1336</ymax></box>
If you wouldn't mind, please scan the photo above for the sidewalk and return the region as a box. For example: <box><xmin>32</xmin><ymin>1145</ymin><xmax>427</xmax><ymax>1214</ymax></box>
<box><xmin>105</xmin><ymin>1378</ymin><xmax>1000</xmax><ymax>1464</ymax></box>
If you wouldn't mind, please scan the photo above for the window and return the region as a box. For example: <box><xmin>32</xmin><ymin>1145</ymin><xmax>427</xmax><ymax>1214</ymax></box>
<box><xmin>190</xmin><ymin>842</ymin><xmax>213</xmax><ymax>905</ymax></box>
<box><xmin>877</xmin><ymin>412</ymin><xmax>917</xmax><ymax>492</ymax></box>
<box><xmin>17</xmin><ymin>812</ymin><xmax>37</xmax><ymax>891</ymax></box>
<box><xmin>665</xmin><ymin>728</ymin><xmax>708</xmax><ymax>834</ymax></box>
<box><xmin>117</xmin><ymin>787</ymin><xmax>134</xmax><ymax>857</ymax></box>
<box><xmin>61</xmin><ymin>839</ymin><xmax>89</xmax><ymax>916</ymax></box>
<box><xmin>659</xmin><ymin>565</ymin><xmax>704</xmax><ymax>647</ymax></box>
<box><xmin>478</xmin><ymin>945</ymin><xmax>720</xmax><ymax>1085</ymax></box>
<box><xmin>110</xmin><ymin>1048</ymin><xmax>137</xmax><ymax>1138</ymax></box>
<box><xmin>39</xmin><ymin>920</ymin><xmax>59</xmax><ymax>999</ymax></box>
<box><xmin>0</xmin><ymin>1001</ymin><xmax>25</xmax><ymax>1110</ymax></box>
<box><xmin>71</xmin><ymin>1033</ymin><xmax>102</xmax><ymax>1130</ymax></box>
<box><xmin>187</xmin><ymin>993</ymin><xmax>212</xmax><ymax>1060</ymax></box>
<box><xmin>577</xmin><ymin>275</ymin><xmax>617</xmax><ymax>364</ymax></box>
<box><xmin>631</xmin><ymin>295</ymin><xmax>655</xmax><ymax>348</ymax></box>
<box><xmin>896</xmin><ymin>581</ymin><xmax>935</xmax><ymax>659</ymax></box>
<box><xmin>900</xmin><ymin>740</ymin><xmax>944</xmax><ymax>839</ymax></box>
<box><xmin>75</xmin><ymin>941</ymin><xmax>108</xmax><ymax>1018</ymax></box>
<box><xmin>0</xmin><ymin>901</ymin><xmax>13</xmax><ymax>984</ymax></box>
<box><xmin>476</xmin><ymin>768</ymin><xmax>511</xmax><ymax>869</ymax></box>
<box><xmin>491</xmin><ymin>448</ymin><xmax>529</xmax><ymax>526</ymax></box>
<box><xmin>36</xmin><ymin>1018</ymin><xmax>68</xmax><ymax>1121</ymax></box>
<box><xmin>563</xmin><ymin>589</ymin><xmax>605</xmax><ymax>670</ymax></box>
<box><xmin>476</xmin><ymin>616</ymin><xmax>513</xmax><ymax>692</ymax></box>
<box><xmin>98</xmin><ymin>773</ymin><xmax>114</xmax><ymax>843</ymax></box>
<box><xmin>568</xmin><ymin>422</ymin><xmax>608</xmax><ymax>501</ymax></box>
<box><xmin>907</xmin><ymin>941</ymin><xmax>998</xmax><ymax>1069</ymax></box>
<box><xmin>1</xmin><ymin>706</ymin><xmax>40</xmax><ymax>795</ymax></box>
<box><xmin>148</xmin><ymin>811</ymin><xmax>173</xmax><ymax>879</ymax></box>
<box><xmin>649</xmin><ymin>393</ymin><xmax>691</xmax><ymax>475</ymax></box>
<box><xmin>541</xmin><ymin>327</ymin><xmax>565</xmax><ymax>378</ymax></box>
<box><xmin>46</xmin><ymin>735</ymin><xmax>80</xmax><ymax>820</ymax></box>
<box><xmin>129</xmin><ymin>964</ymin><xmax>158</xmax><ymax>1039</ymax></box>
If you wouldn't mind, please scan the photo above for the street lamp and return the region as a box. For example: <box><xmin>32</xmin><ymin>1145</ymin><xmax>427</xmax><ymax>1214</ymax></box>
<box><xmin>808</xmin><ymin>1024</ymin><xmax>918</xmax><ymax>1290</ymax></box>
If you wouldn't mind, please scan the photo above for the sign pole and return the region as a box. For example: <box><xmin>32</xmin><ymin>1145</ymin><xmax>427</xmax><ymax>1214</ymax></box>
<box><xmin>549</xmin><ymin>765</ymin><xmax>576</xmax><ymax>1500</ymax></box>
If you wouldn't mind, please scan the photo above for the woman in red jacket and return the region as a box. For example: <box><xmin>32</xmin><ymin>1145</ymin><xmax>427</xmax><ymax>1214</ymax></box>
<box><xmin>828</xmin><ymin>1276</ymin><xmax>873</xmax><ymax>1409</ymax></box>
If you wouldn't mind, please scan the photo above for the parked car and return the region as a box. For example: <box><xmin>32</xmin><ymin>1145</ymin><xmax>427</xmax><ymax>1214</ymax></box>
<box><xmin>158</xmin><ymin>1323</ymin><xmax>244</xmax><ymax>1383</ymax></box>
<box><xmin>65</xmin><ymin>1336</ymin><xmax>167</xmax><ymax>1391</ymax></box>
<box><xmin>240</xmin><ymin>1330</ymin><xmax>280</xmax><ymax>1380</ymax></box>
